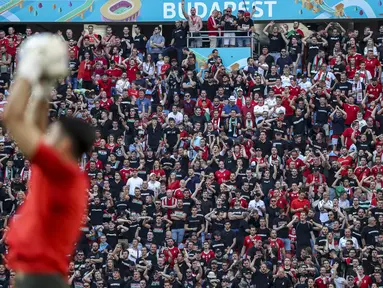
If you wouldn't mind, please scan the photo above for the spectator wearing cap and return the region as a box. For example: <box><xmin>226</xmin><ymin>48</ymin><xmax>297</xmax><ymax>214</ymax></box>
<box><xmin>237</xmin><ymin>11</ymin><xmax>254</xmax><ymax>48</ymax></box>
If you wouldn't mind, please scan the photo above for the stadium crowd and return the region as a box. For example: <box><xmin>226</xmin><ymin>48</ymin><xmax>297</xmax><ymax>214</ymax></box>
<box><xmin>0</xmin><ymin>9</ymin><xmax>383</xmax><ymax>288</ymax></box>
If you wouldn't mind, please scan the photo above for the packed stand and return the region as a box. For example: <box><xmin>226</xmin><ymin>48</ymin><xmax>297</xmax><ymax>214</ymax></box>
<box><xmin>0</xmin><ymin>17</ymin><xmax>382</xmax><ymax>288</ymax></box>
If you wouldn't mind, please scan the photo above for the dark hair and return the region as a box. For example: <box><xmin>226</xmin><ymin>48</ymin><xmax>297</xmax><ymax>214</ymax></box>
<box><xmin>59</xmin><ymin>117</ymin><xmax>95</xmax><ymax>158</ymax></box>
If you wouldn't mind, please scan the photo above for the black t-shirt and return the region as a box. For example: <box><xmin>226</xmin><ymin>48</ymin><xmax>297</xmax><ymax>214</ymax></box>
<box><xmin>172</xmin><ymin>27</ymin><xmax>187</xmax><ymax>48</ymax></box>
<box><xmin>164</xmin><ymin>126</ymin><xmax>180</xmax><ymax>147</ymax></box>
<box><xmin>288</xmin><ymin>43</ymin><xmax>302</xmax><ymax>62</ymax></box>
<box><xmin>291</xmin><ymin>115</ymin><xmax>306</xmax><ymax>135</ymax></box>
<box><xmin>221</xmin><ymin>228</ymin><xmax>236</xmax><ymax>248</ymax></box>
<box><xmin>251</xmin><ymin>84</ymin><xmax>266</xmax><ymax>97</ymax></box>
<box><xmin>294</xmin><ymin>221</ymin><xmax>313</xmax><ymax>246</ymax></box>
<box><xmin>307</xmin><ymin>42</ymin><xmax>324</xmax><ymax>62</ymax></box>
<box><xmin>223</xmin><ymin>15</ymin><xmax>237</xmax><ymax>31</ymax></box>
<box><xmin>315</xmin><ymin>105</ymin><xmax>331</xmax><ymax>125</ymax></box>
<box><xmin>133</xmin><ymin>34</ymin><xmax>147</xmax><ymax>52</ymax></box>
<box><xmin>186</xmin><ymin>215</ymin><xmax>204</xmax><ymax>232</ymax></box>
<box><xmin>361</xmin><ymin>225</ymin><xmax>380</xmax><ymax>246</ymax></box>
<box><xmin>68</xmin><ymin>58</ymin><xmax>80</xmax><ymax>78</ymax></box>
<box><xmin>237</xmin><ymin>18</ymin><xmax>254</xmax><ymax>36</ymax></box>
<box><xmin>273</xmin><ymin>217</ymin><xmax>289</xmax><ymax>238</ymax></box>
<box><xmin>327</xmin><ymin>35</ymin><xmax>343</xmax><ymax>51</ymax></box>
<box><xmin>89</xmin><ymin>203</ymin><xmax>105</xmax><ymax>225</ymax></box>
<box><xmin>267</xmin><ymin>206</ymin><xmax>280</xmax><ymax>228</ymax></box>
<box><xmin>268</xmin><ymin>33</ymin><xmax>285</xmax><ymax>53</ymax></box>
<box><xmin>334</xmin><ymin>81</ymin><xmax>352</xmax><ymax>96</ymax></box>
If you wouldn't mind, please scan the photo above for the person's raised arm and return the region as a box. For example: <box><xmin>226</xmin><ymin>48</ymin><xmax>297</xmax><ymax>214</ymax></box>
<box><xmin>181</xmin><ymin>0</ymin><xmax>190</xmax><ymax>19</ymax></box>
<box><xmin>4</xmin><ymin>79</ymin><xmax>41</xmax><ymax>159</ymax></box>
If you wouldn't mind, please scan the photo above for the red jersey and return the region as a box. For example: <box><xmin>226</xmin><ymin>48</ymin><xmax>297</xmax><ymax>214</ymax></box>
<box><xmin>243</xmin><ymin>235</ymin><xmax>261</xmax><ymax>254</ymax></box>
<box><xmin>160</xmin><ymin>63</ymin><xmax>170</xmax><ymax>79</ymax></box>
<box><xmin>366</xmin><ymin>83</ymin><xmax>382</xmax><ymax>103</ymax></box>
<box><xmin>372</xmin><ymin>164</ymin><xmax>383</xmax><ymax>176</ymax></box>
<box><xmin>6</xmin><ymin>44</ymin><xmax>16</xmax><ymax>57</ymax></box>
<box><xmin>269</xmin><ymin>238</ymin><xmax>284</xmax><ymax>260</ymax></box>
<box><xmin>215</xmin><ymin>169</ymin><xmax>231</xmax><ymax>184</ymax></box>
<box><xmin>126</xmin><ymin>89</ymin><xmax>138</xmax><ymax>99</ymax></box>
<box><xmin>273</xmin><ymin>86</ymin><xmax>284</xmax><ymax>96</ymax></box>
<box><xmin>229</xmin><ymin>198</ymin><xmax>248</xmax><ymax>208</ymax></box>
<box><xmin>201</xmin><ymin>250</ymin><xmax>215</xmax><ymax>263</ymax></box>
<box><xmin>355</xmin><ymin>275</ymin><xmax>372</xmax><ymax>288</ymax></box>
<box><xmin>343</xmin><ymin>103</ymin><xmax>360</xmax><ymax>125</ymax></box>
<box><xmin>286</xmin><ymin>157</ymin><xmax>305</xmax><ymax>170</ymax></box>
<box><xmin>79</xmin><ymin>60</ymin><xmax>94</xmax><ymax>81</ymax></box>
<box><xmin>98</xmin><ymin>79</ymin><xmax>113</xmax><ymax>97</ymax></box>
<box><xmin>348</xmin><ymin>53</ymin><xmax>364</xmax><ymax>69</ymax></box>
<box><xmin>342</xmin><ymin>128</ymin><xmax>359</xmax><ymax>149</ymax></box>
<box><xmin>365</xmin><ymin>57</ymin><xmax>381</xmax><ymax>77</ymax></box>
<box><xmin>163</xmin><ymin>246</ymin><xmax>180</xmax><ymax>265</ymax></box>
<box><xmin>106</xmin><ymin>68</ymin><xmax>122</xmax><ymax>79</ymax></box>
<box><xmin>289</xmin><ymin>85</ymin><xmax>300</xmax><ymax>97</ymax></box>
<box><xmin>288</xmin><ymin>191</ymin><xmax>299</xmax><ymax>202</ymax></box>
<box><xmin>290</xmin><ymin>198</ymin><xmax>310</xmax><ymax>216</ymax></box>
<box><xmin>275</xmin><ymin>197</ymin><xmax>289</xmax><ymax>210</ymax></box>
<box><xmin>0</xmin><ymin>38</ymin><xmax>8</xmax><ymax>47</ymax></box>
<box><xmin>354</xmin><ymin>166</ymin><xmax>371</xmax><ymax>180</ymax></box>
<box><xmin>315</xmin><ymin>276</ymin><xmax>330</xmax><ymax>288</ymax></box>
<box><xmin>119</xmin><ymin>167</ymin><xmax>132</xmax><ymax>182</ymax></box>
<box><xmin>68</xmin><ymin>46</ymin><xmax>79</xmax><ymax>59</ymax></box>
<box><xmin>126</xmin><ymin>65</ymin><xmax>139</xmax><ymax>82</ymax></box>
<box><xmin>7</xmin><ymin>143</ymin><xmax>88</xmax><ymax>277</ymax></box>
<box><xmin>99</xmin><ymin>98</ymin><xmax>113</xmax><ymax>111</ymax></box>
<box><xmin>346</xmin><ymin>65</ymin><xmax>357</xmax><ymax>80</ymax></box>
<box><xmin>282</xmin><ymin>95</ymin><xmax>295</xmax><ymax>117</ymax></box>
<box><xmin>306</xmin><ymin>173</ymin><xmax>326</xmax><ymax>192</ymax></box>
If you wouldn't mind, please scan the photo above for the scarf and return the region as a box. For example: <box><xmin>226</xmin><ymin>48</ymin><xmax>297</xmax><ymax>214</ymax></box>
<box><xmin>4</xmin><ymin>167</ymin><xmax>13</xmax><ymax>182</ymax></box>
<box><xmin>352</xmin><ymin>80</ymin><xmax>363</xmax><ymax>103</ymax></box>
<box><xmin>246</xmin><ymin>119</ymin><xmax>253</xmax><ymax>129</ymax></box>
<box><xmin>228</xmin><ymin>117</ymin><xmax>238</xmax><ymax>136</ymax></box>
<box><xmin>212</xmin><ymin>117</ymin><xmax>220</xmax><ymax>131</ymax></box>
<box><xmin>20</xmin><ymin>167</ymin><xmax>31</xmax><ymax>182</ymax></box>
<box><xmin>312</xmin><ymin>56</ymin><xmax>324</xmax><ymax>73</ymax></box>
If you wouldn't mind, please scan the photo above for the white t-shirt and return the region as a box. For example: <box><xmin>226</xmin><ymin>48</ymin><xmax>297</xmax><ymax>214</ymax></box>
<box><xmin>253</xmin><ymin>104</ymin><xmax>269</xmax><ymax>116</ymax></box>
<box><xmin>148</xmin><ymin>180</ymin><xmax>161</xmax><ymax>194</ymax></box>
<box><xmin>127</xmin><ymin>176</ymin><xmax>143</xmax><ymax>195</ymax></box>
<box><xmin>248</xmin><ymin>199</ymin><xmax>265</xmax><ymax>216</ymax></box>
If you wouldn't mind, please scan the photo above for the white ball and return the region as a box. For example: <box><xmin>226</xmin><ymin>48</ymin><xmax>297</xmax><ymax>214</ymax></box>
<box><xmin>19</xmin><ymin>33</ymin><xmax>68</xmax><ymax>79</ymax></box>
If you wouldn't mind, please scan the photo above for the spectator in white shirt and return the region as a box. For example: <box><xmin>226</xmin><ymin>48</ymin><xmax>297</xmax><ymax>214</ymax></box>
<box><xmin>253</xmin><ymin>98</ymin><xmax>269</xmax><ymax>116</ymax></box>
<box><xmin>265</xmin><ymin>90</ymin><xmax>277</xmax><ymax>109</ymax></box>
<box><xmin>167</xmin><ymin>105</ymin><xmax>184</xmax><ymax>125</ymax></box>
<box><xmin>248</xmin><ymin>193</ymin><xmax>266</xmax><ymax>216</ymax></box>
<box><xmin>148</xmin><ymin>173</ymin><xmax>161</xmax><ymax>194</ymax></box>
<box><xmin>115</xmin><ymin>72</ymin><xmax>130</xmax><ymax>94</ymax></box>
<box><xmin>126</xmin><ymin>169</ymin><xmax>143</xmax><ymax>195</ymax></box>
<box><xmin>338</xmin><ymin>229</ymin><xmax>359</xmax><ymax>249</ymax></box>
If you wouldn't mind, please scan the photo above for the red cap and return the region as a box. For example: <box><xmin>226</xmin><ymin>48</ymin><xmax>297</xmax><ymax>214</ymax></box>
<box><xmin>244</xmin><ymin>12</ymin><xmax>251</xmax><ymax>17</ymax></box>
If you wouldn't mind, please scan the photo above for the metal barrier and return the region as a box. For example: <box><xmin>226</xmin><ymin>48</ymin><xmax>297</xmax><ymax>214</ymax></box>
<box><xmin>186</xmin><ymin>30</ymin><xmax>258</xmax><ymax>54</ymax></box>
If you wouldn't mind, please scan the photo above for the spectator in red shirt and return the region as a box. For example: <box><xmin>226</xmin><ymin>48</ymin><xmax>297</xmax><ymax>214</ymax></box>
<box><xmin>126</xmin><ymin>59</ymin><xmax>140</xmax><ymax>83</ymax></box>
<box><xmin>341</xmin><ymin>121</ymin><xmax>360</xmax><ymax>149</ymax></box>
<box><xmin>215</xmin><ymin>161</ymin><xmax>231</xmax><ymax>184</ymax></box>
<box><xmin>365</xmin><ymin>50</ymin><xmax>381</xmax><ymax>79</ymax></box>
<box><xmin>78</xmin><ymin>52</ymin><xmax>94</xmax><ymax>89</ymax></box>
<box><xmin>98</xmin><ymin>74</ymin><xmax>113</xmax><ymax>97</ymax></box>
<box><xmin>290</xmin><ymin>191</ymin><xmax>310</xmax><ymax>217</ymax></box>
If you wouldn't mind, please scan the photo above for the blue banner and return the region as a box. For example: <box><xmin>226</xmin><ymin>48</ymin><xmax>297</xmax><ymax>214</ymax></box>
<box><xmin>190</xmin><ymin>47</ymin><xmax>251</xmax><ymax>71</ymax></box>
<box><xmin>0</xmin><ymin>0</ymin><xmax>381</xmax><ymax>22</ymax></box>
